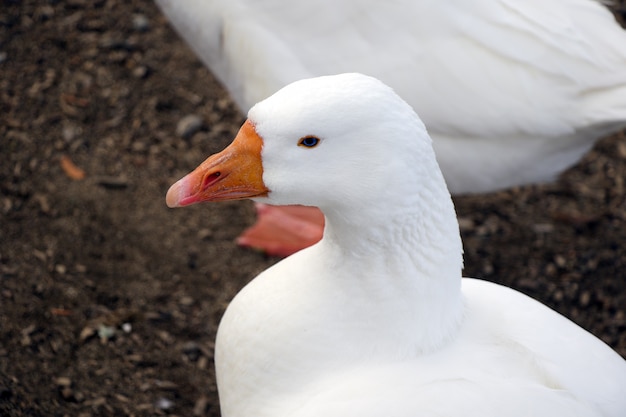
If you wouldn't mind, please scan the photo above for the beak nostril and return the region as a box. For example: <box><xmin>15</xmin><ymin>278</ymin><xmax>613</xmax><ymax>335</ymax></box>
<box><xmin>202</xmin><ymin>171</ymin><xmax>221</xmax><ymax>190</ymax></box>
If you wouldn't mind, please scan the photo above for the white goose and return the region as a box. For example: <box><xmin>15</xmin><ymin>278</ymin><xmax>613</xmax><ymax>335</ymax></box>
<box><xmin>156</xmin><ymin>0</ymin><xmax>626</xmax><ymax>194</ymax></box>
<box><xmin>157</xmin><ymin>0</ymin><xmax>626</xmax><ymax>256</ymax></box>
<box><xmin>166</xmin><ymin>74</ymin><xmax>626</xmax><ymax>417</ymax></box>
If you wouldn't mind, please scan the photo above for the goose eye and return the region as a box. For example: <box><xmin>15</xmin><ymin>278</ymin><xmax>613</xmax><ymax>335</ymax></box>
<box><xmin>298</xmin><ymin>136</ymin><xmax>320</xmax><ymax>148</ymax></box>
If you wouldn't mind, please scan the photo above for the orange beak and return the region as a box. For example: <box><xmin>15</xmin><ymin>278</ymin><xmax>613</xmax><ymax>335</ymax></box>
<box><xmin>166</xmin><ymin>120</ymin><xmax>269</xmax><ymax>208</ymax></box>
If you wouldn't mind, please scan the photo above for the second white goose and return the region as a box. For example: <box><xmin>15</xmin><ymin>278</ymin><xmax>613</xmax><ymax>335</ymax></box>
<box><xmin>157</xmin><ymin>0</ymin><xmax>626</xmax><ymax>255</ymax></box>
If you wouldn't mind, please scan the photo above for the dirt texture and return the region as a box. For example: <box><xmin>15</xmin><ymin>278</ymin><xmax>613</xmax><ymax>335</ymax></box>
<box><xmin>1</xmin><ymin>1</ymin><xmax>625</xmax><ymax>416</ymax></box>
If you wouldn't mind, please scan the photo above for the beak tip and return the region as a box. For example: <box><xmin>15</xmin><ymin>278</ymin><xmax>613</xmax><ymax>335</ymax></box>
<box><xmin>165</xmin><ymin>181</ymin><xmax>182</xmax><ymax>208</ymax></box>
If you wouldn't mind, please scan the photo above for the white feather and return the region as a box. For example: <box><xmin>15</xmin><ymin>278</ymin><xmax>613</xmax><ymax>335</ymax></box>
<box><xmin>191</xmin><ymin>74</ymin><xmax>626</xmax><ymax>417</ymax></box>
<box><xmin>156</xmin><ymin>0</ymin><xmax>626</xmax><ymax>193</ymax></box>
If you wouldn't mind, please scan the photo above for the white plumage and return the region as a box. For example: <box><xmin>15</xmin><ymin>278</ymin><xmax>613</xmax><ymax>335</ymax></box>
<box><xmin>156</xmin><ymin>0</ymin><xmax>626</xmax><ymax>193</ymax></box>
<box><xmin>166</xmin><ymin>73</ymin><xmax>626</xmax><ymax>417</ymax></box>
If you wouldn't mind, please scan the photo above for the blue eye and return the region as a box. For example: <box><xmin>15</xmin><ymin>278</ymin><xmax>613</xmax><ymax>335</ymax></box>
<box><xmin>298</xmin><ymin>136</ymin><xmax>320</xmax><ymax>148</ymax></box>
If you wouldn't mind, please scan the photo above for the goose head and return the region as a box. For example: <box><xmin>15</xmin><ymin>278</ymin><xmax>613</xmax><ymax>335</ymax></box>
<box><xmin>166</xmin><ymin>73</ymin><xmax>452</xmax><ymax>229</ymax></box>
<box><xmin>167</xmin><ymin>73</ymin><xmax>464</xmax><ymax>359</ymax></box>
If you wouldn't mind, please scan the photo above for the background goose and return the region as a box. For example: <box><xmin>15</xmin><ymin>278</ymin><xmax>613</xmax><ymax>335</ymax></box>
<box><xmin>156</xmin><ymin>0</ymin><xmax>626</xmax><ymax>256</ymax></box>
<box><xmin>166</xmin><ymin>73</ymin><xmax>626</xmax><ymax>417</ymax></box>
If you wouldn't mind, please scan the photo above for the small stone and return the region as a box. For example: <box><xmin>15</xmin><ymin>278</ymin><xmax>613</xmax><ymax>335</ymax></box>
<box><xmin>554</xmin><ymin>255</ymin><xmax>567</xmax><ymax>268</ymax></box>
<box><xmin>131</xmin><ymin>140</ymin><xmax>148</xmax><ymax>152</ymax></box>
<box><xmin>579</xmin><ymin>291</ymin><xmax>591</xmax><ymax>308</ymax></box>
<box><xmin>157</xmin><ymin>330</ymin><xmax>174</xmax><ymax>344</ymax></box>
<box><xmin>55</xmin><ymin>377</ymin><xmax>72</xmax><ymax>387</ymax></box>
<box><xmin>62</xmin><ymin>124</ymin><xmax>81</xmax><ymax>142</ymax></box>
<box><xmin>532</xmin><ymin>223</ymin><xmax>554</xmax><ymax>234</ymax></box>
<box><xmin>35</xmin><ymin>5</ymin><xmax>55</xmax><ymax>20</ymax></box>
<box><xmin>73</xmin><ymin>391</ymin><xmax>85</xmax><ymax>402</ymax></box>
<box><xmin>21</xmin><ymin>324</ymin><xmax>37</xmax><ymax>337</ymax></box>
<box><xmin>136</xmin><ymin>403</ymin><xmax>153</xmax><ymax>411</ymax></box>
<box><xmin>182</xmin><ymin>341</ymin><xmax>202</xmax><ymax>362</ymax></box>
<box><xmin>132</xmin><ymin>65</ymin><xmax>148</xmax><ymax>78</ymax></box>
<box><xmin>132</xmin><ymin>14</ymin><xmax>150</xmax><ymax>32</ymax></box>
<box><xmin>86</xmin><ymin>396</ymin><xmax>107</xmax><ymax>407</ymax></box>
<box><xmin>197</xmin><ymin>355</ymin><xmax>208</xmax><ymax>370</ymax></box>
<box><xmin>552</xmin><ymin>290</ymin><xmax>564</xmax><ymax>302</ymax></box>
<box><xmin>193</xmin><ymin>395</ymin><xmax>209</xmax><ymax>416</ymax></box>
<box><xmin>179</xmin><ymin>296</ymin><xmax>194</xmax><ymax>306</ymax></box>
<box><xmin>176</xmin><ymin>114</ymin><xmax>203</xmax><ymax>139</ymax></box>
<box><xmin>97</xmin><ymin>324</ymin><xmax>116</xmax><ymax>341</ymax></box>
<box><xmin>114</xmin><ymin>393</ymin><xmax>130</xmax><ymax>403</ymax></box>
<box><xmin>2</xmin><ymin>197</ymin><xmax>12</xmax><ymax>214</ymax></box>
<box><xmin>34</xmin><ymin>194</ymin><xmax>51</xmax><ymax>214</ymax></box>
<box><xmin>0</xmin><ymin>51</ymin><xmax>7</xmax><ymax>64</ymax></box>
<box><xmin>154</xmin><ymin>380</ymin><xmax>178</xmax><ymax>390</ymax></box>
<box><xmin>197</xmin><ymin>228</ymin><xmax>213</xmax><ymax>240</ymax></box>
<box><xmin>155</xmin><ymin>397</ymin><xmax>175</xmax><ymax>411</ymax></box>
<box><xmin>617</xmin><ymin>141</ymin><xmax>626</xmax><ymax>159</ymax></box>
<box><xmin>457</xmin><ymin>217</ymin><xmax>474</xmax><ymax>232</ymax></box>
<box><xmin>60</xmin><ymin>386</ymin><xmax>74</xmax><ymax>401</ymax></box>
<box><xmin>79</xmin><ymin>325</ymin><xmax>96</xmax><ymax>343</ymax></box>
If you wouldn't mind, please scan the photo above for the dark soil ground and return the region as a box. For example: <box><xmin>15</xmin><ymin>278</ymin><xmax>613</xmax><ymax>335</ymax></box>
<box><xmin>1</xmin><ymin>1</ymin><xmax>626</xmax><ymax>416</ymax></box>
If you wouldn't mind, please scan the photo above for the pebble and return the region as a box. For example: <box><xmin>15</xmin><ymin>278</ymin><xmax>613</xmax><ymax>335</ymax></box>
<box><xmin>193</xmin><ymin>395</ymin><xmax>209</xmax><ymax>416</ymax></box>
<box><xmin>179</xmin><ymin>295</ymin><xmax>194</xmax><ymax>306</ymax></box>
<box><xmin>132</xmin><ymin>65</ymin><xmax>149</xmax><ymax>78</ymax></box>
<box><xmin>97</xmin><ymin>324</ymin><xmax>116</xmax><ymax>341</ymax></box>
<box><xmin>60</xmin><ymin>386</ymin><xmax>74</xmax><ymax>401</ymax></box>
<box><xmin>85</xmin><ymin>396</ymin><xmax>107</xmax><ymax>407</ymax></box>
<box><xmin>33</xmin><ymin>193</ymin><xmax>50</xmax><ymax>214</ymax></box>
<box><xmin>55</xmin><ymin>376</ymin><xmax>72</xmax><ymax>387</ymax></box>
<box><xmin>114</xmin><ymin>393</ymin><xmax>130</xmax><ymax>403</ymax></box>
<box><xmin>176</xmin><ymin>114</ymin><xmax>203</xmax><ymax>139</ymax></box>
<box><xmin>55</xmin><ymin>377</ymin><xmax>82</xmax><ymax>401</ymax></box>
<box><xmin>579</xmin><ymin>291</ymin><xmax>591</xmax><ymax>308</ymax></box>
<box><xmin>554</xmin><ymin>254</ymin><xmax>567</xmax><ymax>268</ymax></box>
<box><xmin>21</xmin><ymin>324</ymin><xmax>37</xmax><ymax>346</ymax></box>
<box><xmin>182</xmin><ymin>341</ymin><xmax>202</xmax><ymax>362</ymax></box>
<box><xmin>132</xmin><ymin>14</ymin><xmax>150</xmax><ymax>32</ymax></box>
<box><xmin>1</xmin><ymin>197</ymin><xmax>12</xmax><ymax>214</ymax></box>
<box><xmin>457</xmin><ymin>217</ymin><xmax>474</xmax><ymax>231</ymax></box>
<box><xmin>197</xmin><ymin>228</ymin><xmax>213</xmax><ymax>240</ymax></box>
<box><xmin>155</xmin><ymin>397</ymin><xmax>175</xmax><ymax>411</ymax></box>
<box><xmin>62</xmin><ymin>124</ymin><xmax>81</xmax><ymax>142</ymax></box>
<box><xmin>197</xmin><ymin>355</ymin><xmax>208</xmax><ymax>370</ymax></box>
<box><xmin>154</xmin><ymin>380</ymin><xmax>178</xmax><ymax>390</ymax></box>
<box><xmin>79</xmin><ymin>325</ymin><xmax>96</xmax><ymax>343</ymax></box>
<box><xmin>618</xmin><ymin>141</ymin><xmax>626</xmax><ymax>159</ymax></box>
<box><xmin>157</xmin><ymin>330</ymin><xmax>174</xmax><ymax>344</ymax></box>
<box><xmin>532</xmin><ymin>223</ymin><xmax>554</xmax><ymax>234</ymax></box>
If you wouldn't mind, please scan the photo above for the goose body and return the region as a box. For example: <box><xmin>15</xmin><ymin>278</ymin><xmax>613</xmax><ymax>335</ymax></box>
<box><xmin>166</xmin><ymin>74</ymin><xmax>626</xmax><ymax>417</ymax></box>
